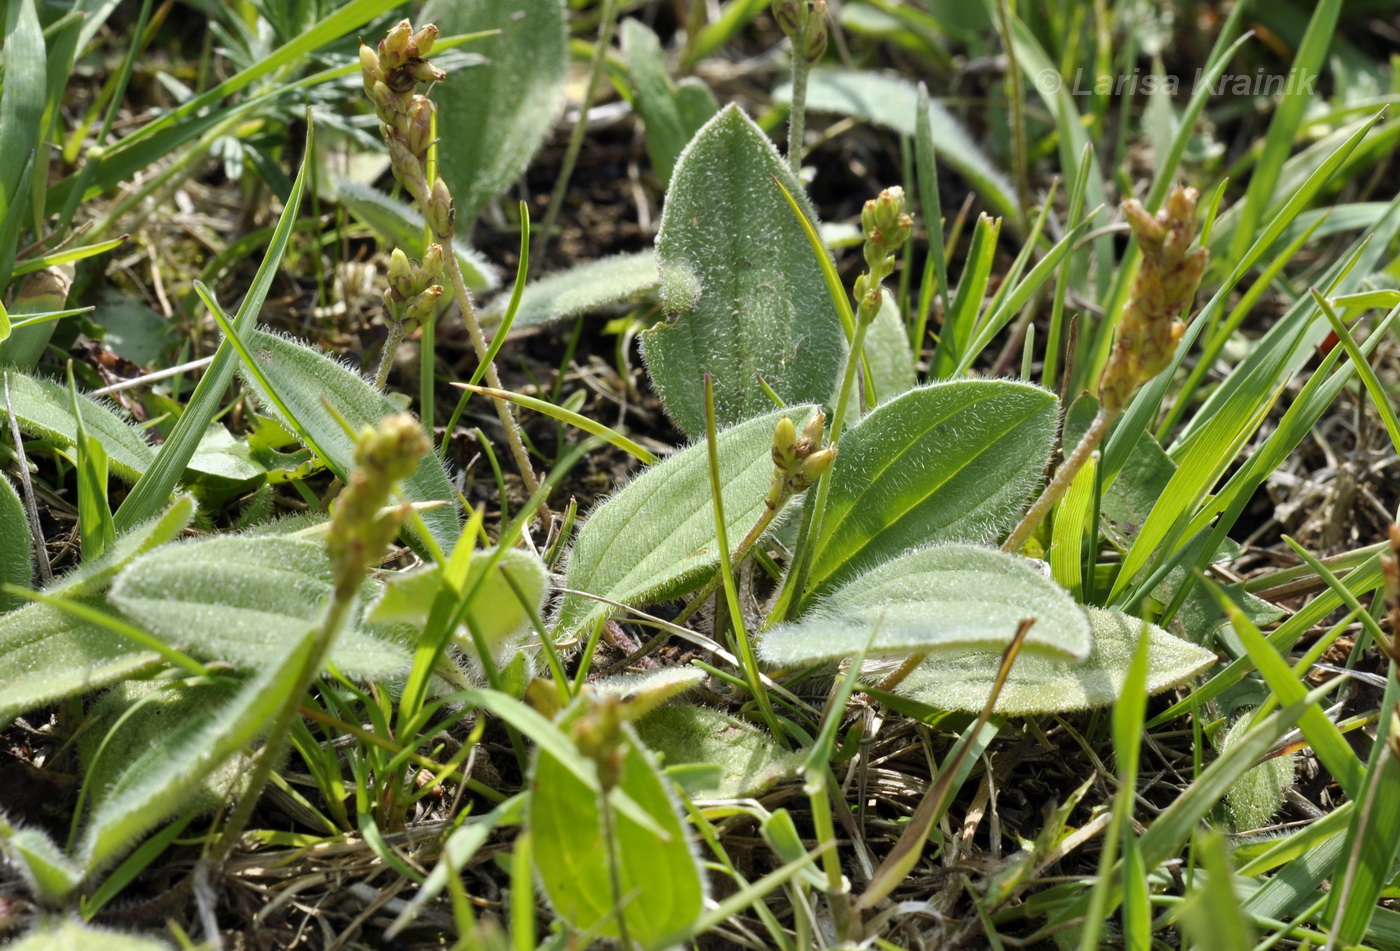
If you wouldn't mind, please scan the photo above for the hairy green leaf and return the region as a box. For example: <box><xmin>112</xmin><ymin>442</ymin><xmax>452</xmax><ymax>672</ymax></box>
<box><xmin>892</xmin><ymin>608</ymin><xmax>1216</xmax><ymax>715</ymax></box>
<box><xmin>764</xmin><ymin>545</ymin><xmax>1091</xmax><ymax>666</ymax></box>
<box><xmin>0</xmin><ymin>370</ymin><xmax>153</xmax><ymax>480</ymax></box>
<box><xmin>238</xmin><ymin>330</ymin><xmax>460</xmax><ymax>553</ymax></box>
<box><xmin>1222</xmin><ymin>711</ymin><xmax>1296</xmax><ymax>832</ymax></box>
<box><xmin>555</xmin><ymin>405</ymin><xmax>817</xmax><ymax>638</ymax></box>
<box><xmin>11</xmin><ymin>917</ymin><xmax>169</xmax><ymax>949</ymax></box>
<box><xmin>109</xmin><ymin>535</ymin><xmax>412</xmax><ymax>678</ymax></box>
<box><xmin>641</xmin><ymin>105</ymin><xmax>845</xmax><ymax>436</ymax></box>
<box><xmin>621</xmin><ymin>18</ymin><xmax>718</xmax><ymax>185</ymax></box>
<box><xmin>530</xmin><ymin>723</ymin><xmax>705</xmax><ymax>946</ymax></box>
<box><xmin>0</xmin><ymin>825</ymin><xmax>83</xmax><ymax>904</ymax></box>
<box><xmin>424</xmin><ymin>0</ymin><xmax>567</xmax><ymax>224</ymax></box>
<box><xmin>79</xmin><ymin>679</ymin><xmax>258</xmax><ymax>818</ymax></box>
<box><xmin>0</xmin><ymin>474</ymin><xmax>32</xmax><ymax>612</ymax></box>
<box><xmin>634</xmin><ymin>704</ymin><xmax>801</xmax><ymax>798</ymax></box>
<box><xmin>369</xmin><ymin>547</ymin><xmax>547</xmax><ymax>657</ymax></box>
<box><xmin>775</xmin><ymin>69</ymin><xmax>1017</xmax><ymax>220</ymax></box>
<box><xmin>807</xmin><ymin>380</ymin><xmax>1057</xmax><ymax>598</ymax></box>
<box><xmin>75</xmin><ymin>621</ymin><xmax>313</xmax><ymax>873</ymax></box>
<box><xmin>484</xmin><ymin>251</ymin><xmax>658</xmax><ymax>328</ymax></box>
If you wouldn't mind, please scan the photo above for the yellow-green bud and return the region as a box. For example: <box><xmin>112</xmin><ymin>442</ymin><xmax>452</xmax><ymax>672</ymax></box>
<box><xmin>800</xmin><ymin>411</ymin><xmax>824</xmax><ymax>449</ymax></box>
<box><xmin>388</xmin><ymin>247</ymin><xmax>414</xmax><ymax>298</ymax></box>
<box><xmin>794</xmin><ymin>446</ymin><xmax>837</xmax><ymax>487</ymax></box>
<box><xmin>409</xmin><ymin>23</ymin><xmax>439</xmax><ymax>58</ymax></box>
<box><xmin>803</xmin><ymin>0</ymin><xmax>828</xmax><ymax>62</ymax></box>
<box><xmin>410</xmin><ymin>59</ymin><xmax>447</xmax><ymax>84</ymax></box>
<box><xmin>388</xmin><ymin>137</ymin><xmax>427</xmax><ymax>200</ymax></box>
<box><xmin>407</xmin><ymin>96</ymin><xmax>435</xmax><ymax>159</ymax></box>
<box><xmin>426</xmin><ymin>178</ymin><xmax>455</xmax><ymax>238</ymax></box>
<box><xmin>380</xmin><ymin>19</ymin><xmax>414</xmax><ymax>70</ymax></box>
<box><xmin>772</xmin><ymin>416</ymin><xmax>799</xmax><ymax>471</ymax></box>
<box><xmin>420</xmin><ymin>244</ymin><xmax>445</xmax><ymax>284</ymax></box>
<box><xmin>359</xmin><ymin>43</ymin><xmax>382</xmax><ymax>95</ymax></box>
<box><xmin>772</xmin><ymin>0</ymin><xmax>804</xmax><ymax>37</ymax></box>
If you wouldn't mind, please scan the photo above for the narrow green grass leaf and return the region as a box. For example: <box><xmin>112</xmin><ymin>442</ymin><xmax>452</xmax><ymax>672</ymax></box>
<box><xmin>452</xmin><ymin>383</ymin><xmax>656</xmax><ymax>464</ymax></box>
<box><xmin>1326</xmin><ymin>666</ymin><xmax>1400</xmax><ymax>944</ymax></box>
<box><xmin>776</xmin><ymin>69</ymin><xmax>1016</xmax><ymax>220</ymax></box>
<box><xmin>555</xmin><ymin>405</ymin><xmax>817</xmax><ymax>639</ymax></box>
<box><xmin>0</xmin><ymin>475</ymin><xmax>32</xmax><ymax>613</ymax></box>
<box><xmin>930</xmin><ymin>213</ymin><xmax>999</xmax><ymax>377</ymax></box>
<box><xmin>1226</xmin><ymin>0</ymin><xmax>1341</xmax><ymax>265</ymax></box>
<box><xmin>46</xmin><ymin>0</ymin><xmax>399</xmax><ymax>212</ymax></box>
<box><xmin>622</xmin><ymin>18</ymin><xmax>717</xmax><ymax>185</ymax></box>
<box><xmin>115</xmin><ymin>119</ymin><xmax>311</xmax><ymax>530</ymax></box>
<box><xmin>0</xmin><ymin>0</ymin><xmax>45</xmax><ymax>228</ymax></box>
<box><xmin>806</xmin><ymin>380</ymin><xmax>1057</xmax><ymax>597</ymax></box>
<box><xmin>109</xmin><ymin>535</ymin><xmax>412</xmax><ymax>678</ymax></box>
<box><xmin>68</xmin><ymin>371</ymin><xmax>115</xmax><ymax>562</ymax></box>
<box><xmin>12</xmin><ymin>236</ymin><xmax>128</xmax><ymax>277</ymax></box>
<box><xmin>1049</xmin><ymin>454</ymin><xmax>1094</xmax><ymax>599</ymax></box>
<box><xmin>891</xmin><ymin>608</ymin><xmax>1213</xmax><ymax>715</ymax></box>
<box><xmin>0</xmin><ymin>370</ymin><xmax>153</xmax><ymax>480</ymax></box>
<box><xmin>642</xmin><ymin>105</ymin><xmax>845</xmax><ymax>436</ymax></box>
<box><xmin>483</xmin><ymin>251</ymin><xmax>658</xmax><ymax>328</ymax></box>
<box><xmin>1313</xmin><ymin>289</ymin><xmax>1400</xmax><ymax>456</ymax></box>
<box><xmin>764</xmin><ymin>546</ymin><xmax>1091</xmax><ymax>666</ymax></box>
<box><xmin>1208</xmin><ymin>579</ymin><xmax>1364</xmax><ymax>796</ymax></box>
<box><xmin>233</xmin><ymin>329</ymin><xmax>460</xmax><ymax>554</ymax></box>
<box><xmin>424</xmin><ymin>0</ymin><xmax>567</xmax><ymax>224</ymax></box>
<box><xmin>914</xmin><ymin>82</ymin><xmax>950</xmax><ymax>322</ymax></box>
<box><xmin>1179</xmin><ymin>830</ymin><xmax>1256</xmax><ymax>951</ymax></box>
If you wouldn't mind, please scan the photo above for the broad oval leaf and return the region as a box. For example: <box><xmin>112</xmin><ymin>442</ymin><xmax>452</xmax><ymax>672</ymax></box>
<box><xmin>76</xmin><ymin>622</ymin><xmax>313</xmax><ymax>872</ymax></box>
<box><xmin>775</xmin><ymin>69</ymin><xmax>1018</xmax><ymax>220</ymax></box>
<box><xmin>892</xmin><ymin>607</ymin><xmax>1217</xmax><ymax>715</ymax></box>
<box><xmin>555</xmin><ymin>405</ymin><xmax>817</xmax><ymax>638</ymax></box>
<box><xmin>109</xmin><ymin>535</ymin><xmax>412</xmax><ymax>678</ymax></box>
<box><xmin>424</xmin><ymin>0</ymin><xmax>567</xmax><ymax>224</ymax></box>
<box><xmin>806</xmin><ymin>379</ymin><xmax>1057</xmax><ymax>598</ymax></box>
<box><xmin>763</xmin><ymin>545</ymin><xmax>1091</xmax><ymax>665</ymax></box>
<box><xmin>6</xmin><ymin>918</ymin><xmax>174</xmax><ymax>951</ymax></box>
<box><xmin>0</xmin><ymin>599</ymin><xmax>160</xmax><ymax>727</ymax></box>
<box><xmin>640</xmin><ymin>105</ymin><xmax>846</xmax><ymax>436</ymax></box>
<box><xmin>79</xmin><ymin>679</ymin><xmax>257</xmax><ymax>818</ymax></box>
<box><xmin>1</xmin><ymin>474</ymin><xmax>32</xmax><ymax>612</ymax></box>
<box><xmin>0</xmin><ymin>370</ymin><xmax>153</xmax><ymax>480</ymax></box>
<box><xmin>634</xmin><ymin>704</ymin><xmax>801</xmax><ymax>799</ymax></box>
<box><xmin>621</xmin><ymin>18</ymin><xmax>718</xmax><ymax>185</ymax></box>
<box><xmin>368</xmin><ymin>547</ymin><xmax>548</xmax><ymax>657</ymax></box>
<box><xmin>238</xmin><ymin>330</ymin><xmax>460</xmax><ymax>553</ymax></box>
<box><xmin>530</xmin><ymin>723</ymin><xmax>705</xmax><ymax>946</ymax></box>
<box><xmin>484</xmin><ymin>251</ymin><xmax>659</xmax><ymax>328</ymax></box>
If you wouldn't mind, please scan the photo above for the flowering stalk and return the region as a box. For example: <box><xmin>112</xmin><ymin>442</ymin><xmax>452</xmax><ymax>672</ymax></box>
<box><xmin>773</xmin><ymin>0</ymin><xmax>828</xmax><ymax>176</ymax></box>
<box><xmin>771</xmin><ymin>187</ymin><xmax>911</xmax><ymax>621</ymax></box>
<box><xmin>1002</xmin><ymin>185</ymin><xmax>1208</xmax><ymax>555</ymax></box>
<box><xmin>212</xmin><ymin>416</ymin><xmax>430</xmax><ymax>863</ymax></box>
<box><xmin>674</xmin><ymin>411</ymin><xmax>835</xmax><ymax>626</ymax></box>
<box><xmin>361</xmin><ymin>20</ymin><xmax>541</xmax><ymax>497</ymax></box>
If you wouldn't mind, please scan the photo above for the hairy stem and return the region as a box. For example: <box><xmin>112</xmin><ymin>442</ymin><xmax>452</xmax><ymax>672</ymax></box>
<box><xmin>442</xmin><ymin>249</ymin><xmax>542</xmax><ymax>500</ymax></box>
<box><xmin>375</xmin><ymin>318</ymin><xmax>410</xmax><ymax>389</ymax></box>
<box><xmin>675</xmin><ymin>481</ymin><xmax>793</xmax><ymax>626</ymax></box>
<box><xmin>786</xmin><ymin>19</ymin><xmax>811</xmax><ymax>176</ymax></box>
<box><xmin>1003</xmin><ymin>405</ymin><xmax>1114</xmax><ymax>555</ymax></box>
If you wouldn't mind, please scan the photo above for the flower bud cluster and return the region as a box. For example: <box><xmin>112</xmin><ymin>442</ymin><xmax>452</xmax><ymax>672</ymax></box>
<box><xmin>326</xmin><ymin>414</ymin><xmax>431</xmax><ymax>600</ymax></box>
<box><xmin>360</xmin><ymin>19</ymin><xmax>455</xmax><ymax>242</ymax></box>
<box><xmin>1099</xmin><ymin>185</ymin><xmax>1209</xmax><ymax>415</ymax></box>
<box><xmin>852</xmin><ymin>186</ymin><xmax>914</xmax><ymax>325</ymax></box>
<box><xmin>772</xmin><ymin>0</ymin><xmax>829</xmax><ymax>62</ymax></box>
<box><xmin>385</xmin><ymin>245</ymin><xmax>445</xmax><ymax>332</ymax></box>
<box><xmin>771</xmin><ymin>411</ymin><xmax>836</xmax><ymax>498</ymax></box>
